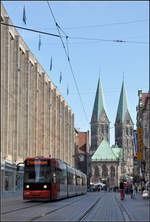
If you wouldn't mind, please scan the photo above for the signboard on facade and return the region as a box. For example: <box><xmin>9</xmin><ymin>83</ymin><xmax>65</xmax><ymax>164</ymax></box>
<box><xmin>136</xmin><ymin>128</ymin><xmax>143</xmax><ymax>160</ymax></box>
<box><xmin>133</xmin><ymin>130</ymin><xmax>138</xmax><ymax>154</ymax></box>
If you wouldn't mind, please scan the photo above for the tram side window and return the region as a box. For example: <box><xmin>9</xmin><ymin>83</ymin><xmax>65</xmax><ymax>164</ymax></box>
<box><xmin>76</xmin><ymin>176</ymin><xmax>81</xmax><ymax>185</ymax></box>
<box><xmin>62</xmin><ymin>169</ymin><xmax>67</xmax><ymax>185</ymax></box>
<box><xmin>51</xmin><ymin>166</ymin><xmax>56</xmax><ymax>184</ymax></box>
<box><xmin>82</xmin><ymin>176</ymin><xmax>87</xmax><ymax>186</ymax></box>
<box><xmin>57</xmin><ymin>168</ymin><xmax>67</xmax><ymax>184</ymax></box>
<box><xmin>82</xmin><ymin>177</ymin><xmax>84</xmax><ymax>186</ymax></box>
<box><xmin>68</xmin><ymin>172</ymin><xmax>74</xmax><ymax>185</ymax></box>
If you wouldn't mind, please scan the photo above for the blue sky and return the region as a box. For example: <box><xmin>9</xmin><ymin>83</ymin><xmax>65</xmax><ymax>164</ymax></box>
<box><xmin>2</xmin><ymin>1</ymin><xmax>149</xmax><ymax>145</ymax></box>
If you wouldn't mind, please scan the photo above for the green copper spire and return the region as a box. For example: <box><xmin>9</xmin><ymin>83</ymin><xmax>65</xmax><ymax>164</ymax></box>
<box><xmin>116</xmin><ymin>80</ymin><xmax>131</xmax><ymax>122</ymax></box>
<box><xmin>91</xmin><ymin>77</ymin><xmax>108</xmax><ymax>121</ymax></box>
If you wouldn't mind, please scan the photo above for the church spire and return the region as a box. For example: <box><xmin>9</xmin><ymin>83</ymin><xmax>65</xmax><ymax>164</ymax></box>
<box><xmin>91</xmin><ymin>77</ymin><xmax>108</xmax><ymax>121</ymax></box>
<box><xmin>116</xmin><ymin>80</ymin><xmax>132</xmax><ymax>123</ymax></box>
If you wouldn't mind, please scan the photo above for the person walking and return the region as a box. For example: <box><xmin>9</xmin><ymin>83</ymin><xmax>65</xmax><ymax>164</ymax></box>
<box><xmin>130</xmin><ymin>183</ymin><xmax>133</xmax><ymax>198</ymax></box>
<box><xmin>119</xmin><ymin>179</ymin><xmax>125</xmax><ymax>200</ymax></box>
<box><xmin>132</xmin><ymin>183</ymin><xmax>136</xmax><ymax>198</ymax></box>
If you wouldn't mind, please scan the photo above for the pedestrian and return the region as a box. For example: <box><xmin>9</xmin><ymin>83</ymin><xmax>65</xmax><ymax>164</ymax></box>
<box><xmin>135</xmin><ymin>183</ymin><xmax>138</xmax><ymax>194</ymax></box>
<box><xmin>125</xmin><ymin>182</ymin><xmax>129</xmax><ymax>194</ymax></box>
<box><xmin>132</xmin><ymin>183</ymin><xmax>136</xmax><ymax>198</ymax></box>
<box><xmin>138</xmin><ymin>183</ymin><xmax>142</xmax><ymax>193</ymax></box>
<box><xmin>119</xmin><ymin>179</ymin><xmax>125</xmax><ymax>200</ymax></box>
<box><xmin>130</xmin><ymin>183</ymin><xmax>133</xmax><ymax>198</ymax></box>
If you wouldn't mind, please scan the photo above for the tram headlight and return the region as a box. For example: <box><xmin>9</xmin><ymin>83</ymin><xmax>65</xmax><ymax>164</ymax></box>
<box><xmin>43</xmin><ymin>185</ymin><xmax>47</xmax><ymax>189</ymax></box>
<box><xmin>26</xmin><ymin>185</ymin><xmax>30</xmax><ymax>188</ymax></box>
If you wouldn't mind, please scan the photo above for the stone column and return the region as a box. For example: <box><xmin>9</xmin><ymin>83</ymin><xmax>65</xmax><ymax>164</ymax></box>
<box><xmin>62</xmin><ymin>100</ymin><xmax>65</xmax><ymax>162</ymax></box>
<box><xmin>1</xmin><ymin>16</ymin><xmax>5</xmax><ymax>161</ymax></box>
<box><xmin>9</xmin><ymin>30</ymin><xmax>15</xmax><ymax>163</ymax></box>
<box><xmin>53</xmin><ymin>88</ymin><xmax>57</xmax><ymax>157</ymax></box>
<box><xmin>35</xmin><ymin>63</ymin><xmax>38</xmax><ymax>156</ymax></box>
<box><xmin>57</xmin><ymin>95</ymin><xmax>61</xmax><ymax>159</ymax></box>
<box><xmin>42</xmin><ymin>73</ymin><xmax>45</xmax><ymax>156</ymax></box>
<box><xmin>14</xmin><ymin>35</ymin><xmax>20</xmax><ymax>162</ymax></box>
<box><xmin>4</xmin><ymin>17</ymin><xmax>9</xmax><ymax>159</ymax></box>
<box><xmin>49</xmin><ymin>88</ymin><xmax>52</xmax><ymax>157</ymax></box>
<box><xmin>64</xmin><ymin>105</ymin><xmax>68</xmax><ymax>163</ymax></box>
<box><xmin>25</xmin><ymin>50</ymin><xmax>30</xmax><ymax>157</ymax></box>
<box><xmin>59</xmin><ymin>98</ymin><xmax>62</xmax><ymax>160</ymax></box>
<box><xmin>31</xmin><ymin>63</ymin><xmax>36</xmax><ymax>157</ymax></box>
<box><xmin>28</xmin><ymin>60</ymin><xmax>33</xmax><ymax>157</ymax></box>
<box><xmin>50</xmin><ymin>89</ymin><xmax>54</xmax><ymax>158</ymax></box>
<box><xmin>71</xmin><ymin>114</ymin><xmax>74</xmax><ymax>167</ymax></box>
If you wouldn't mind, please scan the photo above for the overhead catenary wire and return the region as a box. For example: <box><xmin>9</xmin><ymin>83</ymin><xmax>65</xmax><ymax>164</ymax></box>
<box><xmin>36</xmin><ymin>18</ymin><xmax>148</xmax><ymax>30</ymax></box>
<box><xmin>69</xmin><ymin>36</ymin><xmax>148</xmax><ymax>44</ymax></box>
<box><xmin>59</xmin><ymin>18</ymin><xmax>148</xmax><ymax>30</ymax></box>
<box><xmin>1</xmin><ymin>22</ymin><xmax>60</xmax><ymax>38</ymax></box>
<box><xmin>46</xmin><ymin>1</ymin><xmax>89</xmax><ymax>123</ymax></box>
<box><xmin>1</xmin><ymin>22</ymin><xmax>148</xmax><ymax>45</ymax></box>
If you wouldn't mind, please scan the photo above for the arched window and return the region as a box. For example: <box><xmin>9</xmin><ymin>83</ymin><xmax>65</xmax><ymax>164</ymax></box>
<box><xmin>106</xmin><ymin>125</ymin><xmax>108</xmax><ymax>135</ymax></box>
<box><xmin>130</xmin><ymin>127</ymin><xmax>133</xmax><ymax>136</ymax></box>
<box><xmin>126</xmin><ymin>127</ymin><xmax>128</xmax><ymax>136</ymax></box>
<box><xmin>110</xmin><ymin>166</ymin><xmax>115</xmax><ymax>178</ymax></box>
<box><xmin>94</xmin><ymin>166</ymin><xmax>99</xmax><ymax>178</ymax></box>
<box><xmin>102</xmin><ymin>164</ymin><xmax>108</xmax><ymax>178</ymax></box>
<box><xmin>101</xmin><ymin>125</ymin><xmax>104</xmax><ymax>134</ymax></box>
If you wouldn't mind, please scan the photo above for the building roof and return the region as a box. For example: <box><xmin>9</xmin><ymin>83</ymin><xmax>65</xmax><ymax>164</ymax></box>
<box><xmin>91</xmin><ymin>77</ymin><xmax>108</xmax><ymax>121</ymax></box>
<box><xmin>91</xmin><ymin>139</ymin><xmax>118</xmax><ymax>161</ymax></box>
<box><xmin>116</xmin><ymin>80</ymin><xmax>132</xmax><ymax>122</ymax></box>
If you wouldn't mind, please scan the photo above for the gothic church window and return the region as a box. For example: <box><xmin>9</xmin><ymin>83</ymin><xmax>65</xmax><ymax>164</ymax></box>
<box><xmin>126</xmin><ymin>127</ymin><xmax>128</xmax><ymax>136</ymax></box>
<box><xmin>94</xmin><ymin>166</ymin><xmax>99</xmax><ymax>177</ymax></box>
<box><xmin>106</xmin><ymin>125</ymin><xmax>108</xmax><ymax>134</ymax></box>
<box><xmin>101</xmin><ymin>125</ymin><xmax>104</xmax><ymax>134</ymax></box>
<box><xmin>102</xmin><ymin>164</ymin><xmax>108</xmax><ymax>178</ymax></box>
<box><xmin>110</xmin><ymin>166</ymin><xmax>115</xmax><ymax>178</ymax></box>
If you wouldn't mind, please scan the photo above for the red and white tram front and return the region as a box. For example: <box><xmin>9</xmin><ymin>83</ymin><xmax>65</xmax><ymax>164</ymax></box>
<box><xmin>23</xmin><ymin>158</ymin><xmax>51</xmax><ymax>200</ymax></box>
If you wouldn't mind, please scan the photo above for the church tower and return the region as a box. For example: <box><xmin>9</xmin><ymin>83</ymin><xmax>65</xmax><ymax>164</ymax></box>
<box><xmin>90</xmin><ymin>77</ymin><xmax>110</xmax><ymax>155</ymax></box>
<box><xmin>115</xmin><ymin>80</ymin><xmax>134</xmax><ymax>176</ymax></box>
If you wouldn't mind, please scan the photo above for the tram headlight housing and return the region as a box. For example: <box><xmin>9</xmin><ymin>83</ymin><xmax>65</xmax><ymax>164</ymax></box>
<box><xmin>26</xmin><ymin>185</ymin><xmax>30</xmax><ymax>188</ymax></box>
<box><xmin>43</xmin><ymin>185</ymin><xmax>47</xmax><ymax>189</ymax></box>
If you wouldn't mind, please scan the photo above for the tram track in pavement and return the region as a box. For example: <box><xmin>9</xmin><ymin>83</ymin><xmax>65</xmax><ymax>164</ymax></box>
<box><xmin>1</xmin><ymin>201</ymin><xmax>48</xmax><ymax>215</ymax></box>
<box><xmin>78</xmin><ymin>194</ymin><xmax>105</xmax><ymax>221</ymax></box>
<box><xmin>2</xmin><ymin>194</ymin><xmax>89</xmax><ymax>219</ymax></box>
<box><xmin>29</xmin><ymin>194</ymin><xmax>92</xmax><ymax>221</ymax></box>
<box><xmin>78</xmin><ymin>192</ymin><xmax>135</xmax><ymax>221</ymax></box>
<box><xmin>114</xmin><ymin>192</ymin><xmax>135</xmax><ymax>221</ymax></box>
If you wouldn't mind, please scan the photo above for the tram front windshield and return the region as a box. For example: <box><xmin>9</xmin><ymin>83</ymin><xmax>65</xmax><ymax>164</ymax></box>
<box><xmin>24</xmin><ymin>160</ymin><xmax>50</xmax><ymax>183</ymax></box>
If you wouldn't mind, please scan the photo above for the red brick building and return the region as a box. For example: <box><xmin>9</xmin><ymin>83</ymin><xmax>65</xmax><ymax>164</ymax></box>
<box><xmin>74</xmin><ymin>131</ymin><xmax>90</xmax><ymax>184</ymax></box>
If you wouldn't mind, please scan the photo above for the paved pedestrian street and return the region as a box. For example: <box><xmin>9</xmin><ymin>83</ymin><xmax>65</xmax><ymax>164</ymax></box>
<box><xmin>1</xmin><ymin>191</ymin><xmax>149</xmax><ymax>221</ymax></box>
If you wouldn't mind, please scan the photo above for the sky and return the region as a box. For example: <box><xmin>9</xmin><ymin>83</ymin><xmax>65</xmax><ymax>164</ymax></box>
<box><xmin>2</xmin><ymin>1</ymin><xmax>149</xmax><ymax>145</ymax></box>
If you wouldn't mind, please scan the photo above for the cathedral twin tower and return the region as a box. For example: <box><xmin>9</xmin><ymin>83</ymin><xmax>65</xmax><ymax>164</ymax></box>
<box><xmin>90</xmin><ymin>77</ymin><xmax>134</xmax><ymax>158</ymax></box>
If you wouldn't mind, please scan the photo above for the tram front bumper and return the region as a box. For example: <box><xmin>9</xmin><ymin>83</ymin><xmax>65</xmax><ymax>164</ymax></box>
<box><xmin>23</xmin><ymin>190</ymin><xmax>50</xmax><ymax>199</ymax></box>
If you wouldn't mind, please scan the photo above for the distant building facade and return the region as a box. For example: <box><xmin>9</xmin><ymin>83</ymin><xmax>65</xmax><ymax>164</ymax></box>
<box><xmin>1</xmin><ymin>4</ymin><xmax>75</xmax><ymax>193</ymax></box>
<box><xmin>90</xmin><ymin>78</ymin><xmax>134</xmax><ymax>187</ymax></box>
<box><xmin>135</xmin><ymin>90</ymin><xmax>150</xmax><ymax>182</ymax></box>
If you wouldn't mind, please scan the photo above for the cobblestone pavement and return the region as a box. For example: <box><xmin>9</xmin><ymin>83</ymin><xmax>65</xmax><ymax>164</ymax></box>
<box><xmin>1</xmin><ymin>191</ymin><xmax>149</xmax><ymax>221</ymax></box>
<box><xmin>114</xmin><ymin>191</ymin><xmax>149</xmax><ymax>221</ymax></box>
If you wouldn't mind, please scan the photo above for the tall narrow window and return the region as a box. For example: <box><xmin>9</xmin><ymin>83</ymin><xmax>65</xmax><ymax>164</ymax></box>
<box><xmin>102</xmin><ymin>164</ymin><xmax>108</xmax><ymax>178</ymax></box>
<box><xmin>110</xmin><ymin>166</ymin><xmax>115</xmax><ymax>178</ymax></box>
<box><xmin>95</xmin><ymin>166</ymin><xmax>99</xmax><ymax>178</ymax></box>
<box><xmin>126</xmin><ymin>127</ymin><xmax>128</xmax><ymax>136</ymax></box>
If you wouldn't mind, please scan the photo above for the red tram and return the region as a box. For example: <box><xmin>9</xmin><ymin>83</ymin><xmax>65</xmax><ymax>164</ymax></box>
<box><xmin>23</xmin><ymin>156</ymin><xmax>87</xmax><ymax>200</ymax></box>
